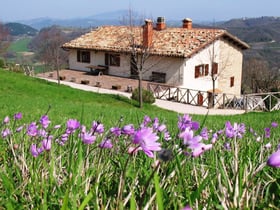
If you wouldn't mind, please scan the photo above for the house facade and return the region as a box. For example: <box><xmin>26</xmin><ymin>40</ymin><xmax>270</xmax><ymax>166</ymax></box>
<box><xmin>62</xmin><ymin>17</ymin><xmax>249</xmax><ymax>97</ymax></box>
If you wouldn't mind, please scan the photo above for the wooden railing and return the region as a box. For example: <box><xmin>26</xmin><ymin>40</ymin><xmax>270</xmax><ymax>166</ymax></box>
<box><xmin>147</xmin><ymin>82</ymin><xmax>280</xmax><ymax>112</ymax></box>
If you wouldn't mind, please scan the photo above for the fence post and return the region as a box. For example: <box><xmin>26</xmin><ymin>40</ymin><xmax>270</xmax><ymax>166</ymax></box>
<box><xmin>222</xmin><ymin>93</ymin><xmax>226</xmax><ymax>109</ymax></box>
<box><xmin>244</xmin><ymin>95</ymin><xmax>248</xmax><ymax>112</ymax></box>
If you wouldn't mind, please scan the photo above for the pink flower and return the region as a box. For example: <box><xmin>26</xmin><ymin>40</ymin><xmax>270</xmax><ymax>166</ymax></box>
<box><xmin>267</xmin><ymin>150</ymin><xmax>280</xmax><ymax>168</ymax></box>
<box><xmin>99</xmin><ymin>139</ymin><xmax>113</xmax><ymax>149</ymax></box>
<box><xmin>133</xmin><ymin>127</ymin><xmax>161</xmax><ymax>158</ymax></box>
<box><xmin>40</xmin><ymin>115</ymin><xmax>51</xmax><ymax>129</ymax></box>
<box><xmin>81</xmin><ymin>132</ymin><xmax>96</xmax><ymax>144</ymax></box>
<box><xmin>42</xmin><ymin>136</ymin><xmax>52</xmax><ymax>151</ymax></box>
<box><xmin>3</xmin><ymin>116</ymin><xmax>9</xmax><ymax>124</ymax></box>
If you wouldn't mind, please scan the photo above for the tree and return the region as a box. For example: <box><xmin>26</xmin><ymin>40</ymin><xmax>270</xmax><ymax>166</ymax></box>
<box><xmin>30</xmin><ymin>26</ymin><xmax>68</xmax><ymax>84</ymax></box>
<box><xmin>0</xmin><ymin>21</ymin><xmax>11</xmax><ymax>57</ymax></box>
<box><xmin>122</xmin><ymin>10</ymin><xmax>159</xmax><ymax>108</ymax></box>
<box><xmin>242</xmin><ymin>58</ymin><xmax>278</xmax><ymax>93</ymax></box>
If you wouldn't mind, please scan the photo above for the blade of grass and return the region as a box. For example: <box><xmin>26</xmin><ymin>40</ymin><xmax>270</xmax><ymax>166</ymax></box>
<box><xmin>154</xmin><ymin>171</ymin><xmax>164</xmax><ymax>210</ymax></box>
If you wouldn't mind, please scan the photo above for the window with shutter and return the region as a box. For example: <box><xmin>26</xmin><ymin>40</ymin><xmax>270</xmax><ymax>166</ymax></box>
<box><xmin>205</xmin><ymin>64</ymin><xmax>209</xmax><ymax>76</ymax></box>
<box><xmin>230</xmin><ymin>76</ymin><xmax>234</xmax><ymax>87</ymax></box>
<box><xmin>212</xmin><ymin>62</ymin><xmax>218</xmax><ymax>75</ymax></box>
<box><xmin>195</xmin><ymin>64</ymin><xmax>209</xmax><ymax>78</ymax></box>
<box><xmin>195</xmin><ymin>65</ymin><xmax>200</xmax><ymax>78</ymax></box>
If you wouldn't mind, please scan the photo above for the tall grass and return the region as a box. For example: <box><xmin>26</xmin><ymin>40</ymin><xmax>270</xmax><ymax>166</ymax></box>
<box><xmin>1</xmin><ymin>69</ymin><xmax>280</xmax><ymax>209</ymax></box>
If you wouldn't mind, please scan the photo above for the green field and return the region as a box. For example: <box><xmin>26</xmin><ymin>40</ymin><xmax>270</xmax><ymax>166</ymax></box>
<box><xmin>0</xmin><ymin>69</ymin><xmax>280</xmax><ymax>209</ymax></box>
<box><xmin>8</xmin><ymin>37</ymin><xmax>31</xmax><ymax>52</ymax></box>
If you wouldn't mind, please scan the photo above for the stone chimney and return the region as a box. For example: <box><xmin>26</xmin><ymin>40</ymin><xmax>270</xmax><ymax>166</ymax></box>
<box><xmin>156</xmin><ymin>17</ymin><xmax>166</xmax><ymax>30</ymax></box>
<box><xmin>143</xmin><ymin>19</ymin><xmax>153</xmax><ymax>48</ymax></box>
<box><xmin>182</xmin><ymin>18</ymin><xmax>192</xmax><ymax>29</ymax></box>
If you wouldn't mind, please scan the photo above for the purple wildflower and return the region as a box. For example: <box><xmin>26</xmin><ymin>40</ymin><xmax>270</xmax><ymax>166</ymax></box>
<box><xmin>191</xmin><ymin>143</ymin><xmax>212</xmax><ymax>157</ymax></box>
<box><xmin>182</xmin><ymin>205</ymin><xmax>192</xmax><ymax>210</ymax></box>
<box><xmin>224</xmin><ymin>142</ymin><xmax>231</xmax><ymax>150</ymax></box>
<box><xmin>30</xmin><ymin>144</ymin><xmax>43</xmax><ymax>157</ymax></box>
<box><xmin>54</xmin><ymin>124</ymin><xmax>61</xmax><ymax>129</ymax></box>
<box><xmin>1</xmin><ymin>128</ymin><xmax>11</xmax><ymax>138</ymax></box>
<box><xmin>27</xmin><ymin>122</ymin><xmax>38</xmax><ymax>137</ymax></box>
<box><xmin>14</xmin><ymin>112</ymin><xmax>22</xmax><ymax>120</ymax></box>
<box><xmin>157</xmin><ymin>124</ymin><xmax>166</xmax><ymax>132</ymax></box>
<box><xmin>178</xmin><ymin>114</ymin><xmax>199</xmax><ymax>131</ymax></box>
<box><xmin>133</xmin><ymin>127</ymin><xmax>161</xmax><ymax>158</ymax></box>
<box><xmin>141</xmin><ymin>115</ymin><xmax>151</xmax><ymax>127</ymax></box>
<box><xmin>211</xmin><ymin>132</ymin><xmax>218</xmax><ymax>144</ymax></box>
<box><xmin>16</xmin><ymin>126</ymin><xmax>24</xmax><ymax>132</ymax></box>
<box><xmin>122</xmin><ymin>124</ymin><xmax>135</xmax><ymax>135</ymax></box>
<box><xmin>81</xmin><ymin>132</ymin><xmax>96</xmax><ymax>144</ymax></box>
<box><xmin>179</xmin><ymin>127</ymin><xmax>202</xmax><ymax>146</ymax></box>
<box><xmin>271</xmin><ymin>122</ymin><xmax>278</xmax><ymax>128</ymax></box>
<box><xmin>164</xmin><ymin>131</ymin><xmax>171</xmax><ymax>141</ymax></box>
<box><xmin>110</xmin><ymin>127</ymin><xmax>121</xmax><ymax>136</ymax></box>
<box><xmin>42</xmin><ymin>136</ymin><xmax>52</xmax><ymax>151</ymax></box>
<box><xmin>267</xmin><ymin>150</ymin><xmax>280</xmax><ymax>168</ymax></box>
<box><xmin>99</xmin><ymin>139</ymin><xmax>113</xmax><ymax>149</ymax></box>
<box><xmin>40</xmin><ymin>115</ymin><xmax>51</xmax><ymax>129</ymax></box>
<box><xmin>66</xmin><ymin>119</ymin><xmax>80</xmax><ymax>133</ymax></box>
<box><xmin>225</xmin><ymin>121</ymin><xmax>246</xmax><ymax>139</ymax></box>
<box><xmin>200</xmin><ymin>127</ymin><xmax>209</xmax><ymax>140</ymax></box>
<box><xmin>264</xmin><ymin>127</ymin><xmax>271</xmax><ymax>138</ymax></box>
<box><xmin>92</xmin><ymin>121</ymin><xmax>104</xmax><ymax>134</ymax></box>
<box><xmin>3</xmin><ymin>116</ymin><xmax>9</xmax><ymax>124</ymax></box>
<box><xmin>58</xmin><ymin>133</ymin><xmax>69</xmax><ymax>145</ymax></box>
<box><xmin>179</xmin><ymin>127</ymin><xmax>212</xmax><ymax>157</ymax></box>
<box><xmin>152</xmin><ymin>117</ymin><xmax>159</xmax><ymax>130</ymax></box>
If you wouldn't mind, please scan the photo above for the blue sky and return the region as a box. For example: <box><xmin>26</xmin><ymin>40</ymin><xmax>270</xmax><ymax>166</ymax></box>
<box><xmin>1</xmin><ymin>0</ymin><xmax>280</xmax><ymax>22</ymax></box>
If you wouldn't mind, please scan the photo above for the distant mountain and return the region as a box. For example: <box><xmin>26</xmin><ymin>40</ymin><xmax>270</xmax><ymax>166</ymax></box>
<box><xmin>218</xmin><ymin>16</ymin><xmax>280</xmax><ymax>43</ymax></box>
<box><xmin>5</xmin><ymin>22</ymin><xmax>38</xmax><ymax>36</ymax></box>
<box><xmin>19</xmin><ymin>10</ymin><xmax>133</xmax><ymax>30</ymax></box>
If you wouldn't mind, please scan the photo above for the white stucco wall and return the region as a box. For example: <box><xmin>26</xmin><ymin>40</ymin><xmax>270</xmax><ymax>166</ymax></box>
<box><xmin>182</xmin><ymin>39</ymin><xmax>243</xmax><ymax>96</ymax></box>
<box><xmin>68</xmin><ymin>50</ymin><xmax>106</xmax><ymax>72</ymax></box>
<box><xmin>218</xmin><ymin>39</ymin><xmax>243</xmax><ymax>96</ymax></box>
<box><xmin>182</xmin><ymin>41</ymin><xmax>220</xmax><ymax>91</ymax></box>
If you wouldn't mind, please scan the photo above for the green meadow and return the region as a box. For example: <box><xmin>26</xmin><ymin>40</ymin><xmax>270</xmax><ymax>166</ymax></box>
<box><xmin>0</xmin><ymin>69</ymin><xmax>280</xmax><ymax>209</ymax></box>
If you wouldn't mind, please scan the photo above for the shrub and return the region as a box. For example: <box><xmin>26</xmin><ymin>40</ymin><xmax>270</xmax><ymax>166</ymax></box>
<box><xmin>131</xmin><ymin>88</ymin><xmax>155</xmax><ymax>104</ymax></box>
<box><xmin>0</xmin><ymin>58</ymin><xmax>5</xmax><ymax>68</ymax></box>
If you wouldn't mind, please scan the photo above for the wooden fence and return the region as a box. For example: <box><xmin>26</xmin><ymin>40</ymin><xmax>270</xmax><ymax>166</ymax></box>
<box><xmin>147</xmin><ymin>83</ymin><xmax>280</xmax><ymax>112</ymax></box>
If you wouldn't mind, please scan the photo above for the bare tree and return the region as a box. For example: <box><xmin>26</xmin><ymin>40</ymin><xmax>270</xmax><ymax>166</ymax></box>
<box><xmin>31</xmin><ymin>26</ymin><xmax>68</xmax><ymax>84</ymax></box>
<box><xmin>121</xmin><ymin>10</ymin><xmax>161</xmax><ymax>108</ymax></box>
<box><xmin>0</xmin><ymin>22</ymin><xmax>11</xmax><ymax>57</ymax></box>
<box><xmin>242</xmin><ymin>58</ymin><xmax>278</xmax><ymax>93</ymax></box>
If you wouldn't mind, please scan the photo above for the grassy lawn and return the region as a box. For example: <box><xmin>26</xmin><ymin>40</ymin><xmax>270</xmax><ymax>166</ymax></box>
<box><xmin>8</xmin><ymin>37</ymin><xmax>32</xmax><ymax>52</ymax></box>
<box><xmin>0</xmin><ymin>69</ymin><xmax>280</xmax><ymax>209</ymax></box>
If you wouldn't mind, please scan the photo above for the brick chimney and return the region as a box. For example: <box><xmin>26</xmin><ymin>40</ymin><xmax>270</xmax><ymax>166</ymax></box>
<box><xmin>182</xmin><ymin>18</ymin><xmax>192</xmax><ymax>29</ymax></box>
<box><xmin>156</xmin><ymin>17</ymin><xmax>166</xmax><ymax>30</ymax></box>
<box><xmin>143</xmin><ymin>19</ymin><xmax>153</xmax><ymax>48</ymax></box>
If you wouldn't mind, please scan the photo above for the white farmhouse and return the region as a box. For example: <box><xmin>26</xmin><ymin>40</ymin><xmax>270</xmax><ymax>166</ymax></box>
<box><xmin>62</xmin><ymin>17</ymin><xmax>249</xmax><ymax>99</ymax></box>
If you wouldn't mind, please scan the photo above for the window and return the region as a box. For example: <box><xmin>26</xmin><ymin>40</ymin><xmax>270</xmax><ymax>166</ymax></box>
<box><xmin>105</xmin><ymin>53</ymin><xmax>120</xmax><ymax>67</ymax></box>
<box><xmin>195</xmin><ymin>64</ymin><xmax>209</xmax><ymax>78</ymax></box>
<box><xmin>77</xmin><ymin>50</ymin><xmax>90</xmax><ymax>63</ymax></box>
<box><xmin>230</xmin><ymin>76</ymin><xmax>235</xmax><ymax>87</ymax></box>
<box><xmin>212</xmin><ymin>62</ymin><xmax>218</xmax><ymax>75</ymax></box>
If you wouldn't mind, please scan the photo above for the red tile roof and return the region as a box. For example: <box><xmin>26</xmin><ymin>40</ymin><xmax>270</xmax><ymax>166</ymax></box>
<box><xmin>62</xmin><ymin>25</ymin><xmax>249</xmax><ymax>58</ymax></box>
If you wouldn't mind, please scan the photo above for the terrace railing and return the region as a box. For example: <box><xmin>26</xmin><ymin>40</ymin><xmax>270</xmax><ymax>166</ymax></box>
<box><xmin>147</xmin><ymin>82</ymin><xmax>280</xmax><ymax>112</ymax></box>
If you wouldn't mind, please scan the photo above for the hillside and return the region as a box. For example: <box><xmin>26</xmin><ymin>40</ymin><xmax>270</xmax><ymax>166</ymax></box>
<box><xmin>218</xmin><ymin>16</ymin><xmax>280</xmax><ymax>70</ymax></box>
<box><xmin>219</xmin><ymin>16</ymin><xmax>280</xmax><ymax>42</ymax></box>
<box><xmin>4</xmin><ymin>22</ymin><xmax>38</xmax><ymax>36</ymax></box>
